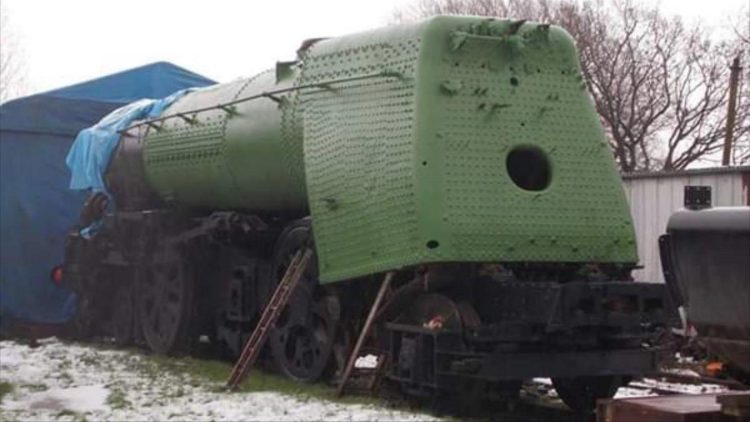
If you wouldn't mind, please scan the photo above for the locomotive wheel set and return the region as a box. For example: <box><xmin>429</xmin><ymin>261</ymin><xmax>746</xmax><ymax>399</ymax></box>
<box><xmin>62</xmin><ymin>16</ymin><xmax>679</xmax><ymax>413</ymax></box>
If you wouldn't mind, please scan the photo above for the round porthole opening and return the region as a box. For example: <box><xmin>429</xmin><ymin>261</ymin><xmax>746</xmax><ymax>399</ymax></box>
<box><xmin>506</xmin><ymin>146</ymin><xmax>551</xmax><ymax>191</ymax></box>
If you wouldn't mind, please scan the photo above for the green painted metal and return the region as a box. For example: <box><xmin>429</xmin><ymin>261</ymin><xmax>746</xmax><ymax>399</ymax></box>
<box><xmin>299</xmin><ymin>17</ymin><xmax>637</xmax><ymax>282</ymax></box>
<box><xmin>143</xmin><ymin>68</ymin><xmax>306</xmax><ymax>211</ymax></box>
<box><xmin>141</xmin><ymin>16</ymin><xmax>637</xmax><ymax>283</ymax></box>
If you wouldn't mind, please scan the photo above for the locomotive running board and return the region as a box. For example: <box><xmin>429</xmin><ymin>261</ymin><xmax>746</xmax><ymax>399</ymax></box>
<box><xmin>225</xmin><ymin>247</ymin><xmax>313</xmax><ymax>390</ymax></box>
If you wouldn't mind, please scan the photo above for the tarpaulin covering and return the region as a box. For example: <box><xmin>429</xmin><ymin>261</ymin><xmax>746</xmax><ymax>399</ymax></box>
<box><xmin>0</xmin><ymin>62</ymin><xmax>215</xmax><ymax>325</ymax></box>
<box><xmin>66</xmin><ymin>89</ymin><xmax>192</xmax><ymax>193</ymax></box>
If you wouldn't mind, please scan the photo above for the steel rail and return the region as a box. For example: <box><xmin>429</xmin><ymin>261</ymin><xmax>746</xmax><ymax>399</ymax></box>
<box><xmin>119</xmin><ymin>71</ymin><xmax>403</xmax><ymax>135</ymax></box>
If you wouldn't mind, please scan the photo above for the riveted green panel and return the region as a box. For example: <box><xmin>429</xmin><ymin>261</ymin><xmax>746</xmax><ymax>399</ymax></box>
<box><xmin>144</xmin><ymin>81</ymin><xmax>239</xmax><ymax>207</ymax></box>
<box><xmin>302</xmin><ymin>17</ymin><xmax>637</xmax><ymax>283</ymax></box>
<box><xmin>144</xmin><ymin>68</ymin><xmax>307</xmax><ymax>211</ymax></box>
<box><xmin>420</xmin><ymin>17</ymin><xmax>636</xmax><ymax>263</ymax></box>
<box><xmin>140</xmin><ymin>16</ymin><xmax>636</xmax><ymax>283</ymax></box>
<box><xmin>299</xmin><ymin>25</ymin><xmax>426</xmax><ymax>282</ymax></box>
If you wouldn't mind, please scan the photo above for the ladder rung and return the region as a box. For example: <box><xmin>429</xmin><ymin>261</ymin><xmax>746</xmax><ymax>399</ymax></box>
<box><xmin>225</xmin><ymin>247</ymin><xmax>313</xmax><ymax>390</ymax></box>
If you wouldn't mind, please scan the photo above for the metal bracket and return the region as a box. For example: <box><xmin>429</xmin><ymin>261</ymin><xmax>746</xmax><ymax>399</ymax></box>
<box><xmin>684</xmin><ymin>185</ymin><xmax>711</xmax><ymax>210</ymax></box>
<box><xmin>122</xmin><ymin>71</ymin><xmax>402</xmax><ymax>133</ymax></box>
<box><xmin>218</xmin><ymin>105</ymin><xmax>238</xmax><ymax>116</ymax></box>
<box><xmin>262</xmin><ymin>93</ymin><xmax>284</xmax><ymax>104</ymax></box>
<box><xmin>145</xmin><ymin>121</ymin><xmax>162</xmax><ymax>131</ymax></box>
<box><xmin>177</xmin><ymin>113</ymin><xmax>197</xmax><ymax>125</ymax></box>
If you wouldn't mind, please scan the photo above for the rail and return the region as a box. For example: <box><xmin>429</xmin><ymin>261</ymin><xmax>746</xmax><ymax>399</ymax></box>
<box><xmin>119</xmin><ymin>70</ymin><xmax>404</xmax><ymax>135</ymax></box>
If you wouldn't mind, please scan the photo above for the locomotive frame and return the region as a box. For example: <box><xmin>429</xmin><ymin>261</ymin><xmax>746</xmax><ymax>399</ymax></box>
<box><xmin>63</xmin><ymin>205</ymin><xmax>678</xmax><ymax>412</ymax></box>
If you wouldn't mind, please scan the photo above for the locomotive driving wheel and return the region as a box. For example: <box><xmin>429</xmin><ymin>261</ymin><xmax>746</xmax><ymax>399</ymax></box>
<box><xmin>72</xmin><ymin>267</ymin><xmax>108</xmax><ymax>340</ymax></box>
<box><xmin>138</xmin><ymin>244</ymin><xmax>193</xmax><ymax>355</ymax></box>
<box><xmin>269</xmin><ymin>220</ymin><xmax>338</xmax><ymax>382</ymax></box>
<box><xmin>73</xmin><ymin>290</ymin><xmax>97</xmax><ymax>339</ymax></box>
<box><xmin>111</xmin><ymin>279</ymin><xmax>135</xmax><ymax>346</ymax></box>
<box><xmin>398</xmin><ymin>292</ymin><xmax>480</xmax><ymax>332</ymax></box>
<box><xmin>396</xmin><ymin>292</ymin><xmax>484</xmax><ymax>414</ymax></box>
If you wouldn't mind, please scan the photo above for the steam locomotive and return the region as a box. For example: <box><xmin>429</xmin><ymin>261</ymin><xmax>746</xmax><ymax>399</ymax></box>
<box><xmin>62</xmin><ymin>16</ymin><xmax>679</xmax><ymax>413</ymax></box>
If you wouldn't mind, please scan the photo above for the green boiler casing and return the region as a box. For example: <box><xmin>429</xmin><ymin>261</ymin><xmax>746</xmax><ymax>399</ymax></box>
<box><xmin>139</xmin><ymin>16</ymin><xmax>639</xmax><ymax>283</ymax></box>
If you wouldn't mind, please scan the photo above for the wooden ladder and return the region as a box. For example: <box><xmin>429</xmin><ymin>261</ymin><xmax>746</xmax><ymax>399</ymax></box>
<box><xmin>226</xmin><ymin>247</ymin><xmax>313</xmax><ymax>390</ymax></box>
<box><xmin>336</xmin><ymin>271</ymin><xmax>394</xmax><ymax>397</ymax></box>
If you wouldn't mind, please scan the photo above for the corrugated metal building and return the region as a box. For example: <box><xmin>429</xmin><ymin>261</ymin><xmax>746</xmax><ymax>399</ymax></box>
<box><xmin>622</xmin><ymin>166</ymin><xmax>750</xmax><ymax>283</ymax></box>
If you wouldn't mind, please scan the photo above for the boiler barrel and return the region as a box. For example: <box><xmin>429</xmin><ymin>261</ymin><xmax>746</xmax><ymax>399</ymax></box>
<box><xmin>140</xmin><ymin>68</ymin><xmax>306</xmax><ymax>212</ymax></box>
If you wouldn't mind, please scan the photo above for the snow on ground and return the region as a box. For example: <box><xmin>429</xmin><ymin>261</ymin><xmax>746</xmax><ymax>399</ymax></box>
<box><xmin>4</xmin><ymin>385</ymin><xmax>110</xmax><ymax>413</ymax></box>
<box><xmin>0</xmin><ymin>338</ymin><xmax>435</xmax><ymax>421</ymax></box>
<box><xmin>354</xmin><ymin>354</ymin><xmax>378</xmax><ymax>369</ymax></box>
<box><xmin>530</xmin><ymin>376</ymin><xmax>729</xmax><ymax>400</ymax></box>
<box><xmin>662</xmin><ymin>367</ymin><xmax>702</xmax><ymax>378</ymax></box>
<box><xmin>629</xmin><ymin>376</ymin><xmax>729</xmax><ymax>396</ymax></box>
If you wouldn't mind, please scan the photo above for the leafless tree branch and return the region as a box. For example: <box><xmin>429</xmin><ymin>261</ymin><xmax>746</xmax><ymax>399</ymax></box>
<box><xmin>394</xmin><ymin>0</ymin><xmax>749</xmax><ymax>170</ymax></box>
<box><xmin>0</xmin><ymin>3</ymin><xmax>28</xmax><ymax>103</ymax></box>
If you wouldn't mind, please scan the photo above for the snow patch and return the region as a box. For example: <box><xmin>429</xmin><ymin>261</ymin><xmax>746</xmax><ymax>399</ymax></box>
<box><xmin>5</xmin><ymin>385</ymin><xmax>109</xmax><ymax>412</ymax></box>
<box><xmin>614</xmin><ymin>386</ymin><xmax>658</xmax><ymax>399</ymax></box>
<box><xmin>355</xmin><ymin>354</ymin><xmax>378</xmax><ymax>369</ymax></box>
<box><xmin>0</xmin><ymin>339</ymin><xmax>435</xmax><ymax>421</ymax></box>
<box><xmin>663</xmin><ymin>367</ymin><xmax>701</xmax><ymax>378</ymax></box>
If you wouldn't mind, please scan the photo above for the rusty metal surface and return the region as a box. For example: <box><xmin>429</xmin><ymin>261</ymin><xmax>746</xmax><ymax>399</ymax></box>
<box><xmin>717</xmin><ymin>393</ymin><xmax>750</xmax><ymax>418</ymax></box>
<box><xmin>597</xmin><ymin>393</ymin><xmax>750</xmax><ymax>422</ymax></box>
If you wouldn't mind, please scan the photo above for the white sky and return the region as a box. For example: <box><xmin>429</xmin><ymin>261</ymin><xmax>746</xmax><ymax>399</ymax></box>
<box><xmin>3</xmin><ymin>0</ymin><xmax>748</xmax><ymax>95</ymax></box>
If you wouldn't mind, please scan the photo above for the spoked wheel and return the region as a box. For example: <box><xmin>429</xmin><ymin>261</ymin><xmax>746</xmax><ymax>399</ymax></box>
<box><xmin>72</xmin><ymin>268</ymin><xmax>107</xmax><ymax>339</ymax></box>
<box><xmin>397</xmin><ymin>293</ymin><xmax>483</xmax><ymax>414</ymax></box>
<box><xmin>111</xmin><ymin>280</ymin><xmax>134</xmax><ymax>346</ymax></box>
<box><xmin>138</xmin><ymin>244</ymin><xmax>193</xmax><ymax>355</ymax></box>
<box><xmin>398</xmin><ymin>293</ymin><xmax>479</xmax><ymax>332</ymax></box>
<box><xmin>269</xmin><ymin>220</ymin><xmax>338</xmax><ymax>382</ymax></box>
<box><xmin>73</xmin><ymin>292</ymin><xmax>97</xmax><ymax>339</ymax></box>
<box><xmin>552</xmin><ymin>375</ymin><xmax>623</xmax><ymax>414</ymax></box>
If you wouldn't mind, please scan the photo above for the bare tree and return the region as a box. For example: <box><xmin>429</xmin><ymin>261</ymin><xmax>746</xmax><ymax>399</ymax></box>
<box><xmin>0</xmin><ymin>2</ymin><xmax>27</xmax><ymax>103</ymax></box>
<box><xmin>395</xmin><ymin>0</ymin><xmax>749</xmax><ymax>171</ymax></box>
<box><xmin>735</xmin><ymin>73</ymin><xmax>750</xmax><ymax>165</ymax></box>
<box><xmin>729</xmin><ymin>6</ymin><xmax>750</xmax><ymax>165</ymax></box>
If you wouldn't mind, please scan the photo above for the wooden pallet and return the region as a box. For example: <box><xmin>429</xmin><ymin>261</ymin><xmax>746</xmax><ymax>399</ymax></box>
<box><xmin>598</xmin><ymin>391</ymin><xmax>750</xmax><ymax>422</ymax></box>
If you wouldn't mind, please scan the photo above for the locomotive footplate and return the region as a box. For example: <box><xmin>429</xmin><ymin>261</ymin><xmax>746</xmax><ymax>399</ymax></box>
<box><xmin>387</xmin><ymin>281</ymin><xmax>678</xmax><ymax>394</ymax></box>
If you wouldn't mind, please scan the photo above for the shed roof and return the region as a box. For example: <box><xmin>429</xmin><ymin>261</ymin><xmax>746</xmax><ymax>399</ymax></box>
<box><xmin>0</xmin><ymin>62</ymin><xmax>215</xmax><ymax>324</ymax></box>
<box><xmin>0</xmin><ymin>61</ymin><xmax>215</xmax><ymax>136</ymax></box>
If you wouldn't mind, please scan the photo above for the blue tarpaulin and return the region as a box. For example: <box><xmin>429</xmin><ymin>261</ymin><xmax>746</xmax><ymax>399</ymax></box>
<box><xmin>0</xmin><ymin>62</ymin><xmax>215</xmax><ymax>325</ymax></box>
<box><xmin>66</xmin><ymin>89</ymin><xmax>193</xmax><ymax>193</ymax></box>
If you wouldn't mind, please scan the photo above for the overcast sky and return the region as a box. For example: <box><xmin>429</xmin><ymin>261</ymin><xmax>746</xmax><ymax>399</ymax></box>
<box><xmin>3</xmin><ymin>0</ymin><xmax>748</xmax><ymax>95</ymax></box>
